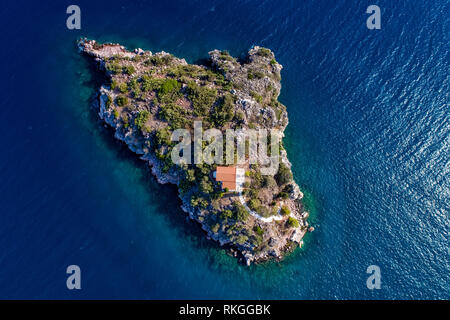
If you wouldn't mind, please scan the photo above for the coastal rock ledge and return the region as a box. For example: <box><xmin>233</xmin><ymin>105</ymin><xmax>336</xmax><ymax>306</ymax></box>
<box><xmin>78</xmin><ymin>38</ymin><xmax>312</xmax><ymax>265</ymax></box>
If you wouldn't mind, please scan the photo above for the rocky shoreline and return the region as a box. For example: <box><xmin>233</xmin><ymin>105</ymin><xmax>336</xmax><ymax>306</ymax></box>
<box><xmin>78</xmin><ymin>38</ymin><xmax>312</xmax><ymax>265</ymax></box>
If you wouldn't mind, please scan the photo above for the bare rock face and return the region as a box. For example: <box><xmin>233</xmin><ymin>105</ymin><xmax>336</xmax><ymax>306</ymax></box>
<box><xmin>78</xmin><ymin>38</ymin><xmax>311</xmax><ymax>265</ymax></box>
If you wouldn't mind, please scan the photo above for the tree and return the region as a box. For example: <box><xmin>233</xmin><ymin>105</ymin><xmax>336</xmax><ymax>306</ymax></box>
<box><xmin>234</xmin><ymin>202</ymin><xmax>249</xmax><ymax>221</ymax></box>
<box><xmin>200</xmin><ymin>176</ymin><xmax>214</xmax><ymax>195</ymax></box>
<box><xmin>119</xmin><ymin>82</ymin><xmax>128</xmax><ymax>93</ymax></box>
<box><xmin>236</xmin><ymin>235</ymin><xmax>248</xmax><ymax>245</ymax></box>
<box><xmin>263</xmin><ymin>175</ymin><xmax>277</xmax><ymax>189</ymax></box>
<box><xmin>115</xmin><ymin>95</ymin><xmax>128</xmax><ymax>107</ymax></box>
<box><xmin>220</xmin><ymin>209</ymin><xmax>233</xmax><ymax>221</ymax></box>
<box><xmin>191</xmin><ymin>196</ymin><xmax>208</xmax><ymax>209</ymax></box>
<box><xmin>185</xmin><ymin>169</ymin><xmax>196</xmax><ymax>183</ymax></box>
<box><xmin>275</xmin><ymin>163</ymin><xmax>292</xmax><ymax>185</ymax></box>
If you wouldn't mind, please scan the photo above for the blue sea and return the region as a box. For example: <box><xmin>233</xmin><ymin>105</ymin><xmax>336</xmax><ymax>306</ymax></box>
<box><xmin>0</xmin><ymin>0</ymin><xmax>448</xmax><ymax>299</ymax></box>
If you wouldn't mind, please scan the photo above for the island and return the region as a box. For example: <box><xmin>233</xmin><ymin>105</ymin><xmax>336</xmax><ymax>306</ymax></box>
<box><xmin>78</xmin><ymin>38</ymin><xmax>313</xmax><ymax>265</ymax></box>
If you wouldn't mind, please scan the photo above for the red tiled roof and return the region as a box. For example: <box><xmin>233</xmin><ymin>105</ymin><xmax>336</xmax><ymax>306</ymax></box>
<box><xmin>216</xmin><ymin>173</ymin><xmax>236</xmax><ymax>182</ymax></box>
<box><xmin>215</xmin><ymin>166</ymin><xmax>237</xmax><ymax>190</ymax></box>
<box><xmin>221</xmin><ymin>181</ymin><xmax>236</xmax><ymax>190</ymax></box>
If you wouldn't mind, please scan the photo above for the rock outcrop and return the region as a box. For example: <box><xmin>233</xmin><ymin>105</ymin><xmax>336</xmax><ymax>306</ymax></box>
<box><xmin>78</xmin><ymin>38</ymin><xmax>312</xmax><ymax>265</ymax></box>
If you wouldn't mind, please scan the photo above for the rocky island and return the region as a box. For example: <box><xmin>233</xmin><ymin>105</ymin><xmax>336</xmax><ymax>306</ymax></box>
<box><xmin>78</xmin><ymin>38</ymin><xmax>312</xmax><ymax>265</ymax></box>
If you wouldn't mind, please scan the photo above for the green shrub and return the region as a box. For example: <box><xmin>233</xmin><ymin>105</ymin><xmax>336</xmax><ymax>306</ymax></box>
<box><xmin>141</xmin><ymin>75</ymin><xmax>164</xmax><ymax>92</ymax></box>
<box><xmin>115</xmin><ymin>95</ymin><xmax>128</xmax><ymax>107</ymax></box>
<box><xmin>258</xmin><ymin>206</ymin><xmax>271</xmax><ymax>217</ymax></box>
<box><xmin>155</xmin><ymin>127</ymin><xmax>172</xmax><ymax>146</ymax></box>
<box><xmin>158</xmin><ymin>78</ymin><xmax>180</xmax><ymax>96</ymax></box>
<box><xmin>128</xmin><ymin>77</ymin><xmax>139</xmax><ymax>90</ymax></box>
<box><xmin>194</xmin><ymin>164</ymin><xmax>211</xmax><ymax>179</ymax></box>
<box><xmin>275</xmin><ymin>163</ymin><xmax>293</xmax><ymax>185</ymax></box>
<box><xmin>263</xmin><ymin>175</ymin><xmax>277</xmax><ymax>189</ymax></box>
<box><xmin>253</xmin><ymin>225</ymin><xmax>264</xmax><ymax>236</ymax></box>
<box><xmin>162</xmin><ymin>155</ymin><xmax>173</xmax><ymax>173</ymax></box>
<box><xmin>145</xmin><ymin>55</ymin><xmax>174</xmax><ymax>67</ymax></box>
<box><xmin>158</xmin><ymin>79</ymin><xmax>182</xmax><ymax>104</ymax></box>
<box><xmin>124</xmin><ymin>65</ymin><xmax>136</xmax><ymax>75</ymax></box>
<box><xmin>248</xmin><ymin>199</ymin><xmax>261</xmax><ymax>211</ymax></box>
<box><xmin>190</xmin><ymin>196</ymin><xmax>208</xmax><ymax>209</ymax></box>
<box><xmin>234</xmin><ymin>110</ymin><xmax>245</xmax><ymax>123</ymax></box>
<box><xmin>167</xmin><ymin>64</ymin><xmax>202</xmax><ymax>78</ymax></box>
<box><xmin>186</xmin><ymin>81</ymin><xmax>218</xmax><ymax>117</ymax></box>
<box><xmin>233</xmin><ymin>82</ymin><xmax>244</xmax><ymax>90</ymax></box>
<box><xmin>280</xmin><ymin>206</ymin><xmax>290</xmax><ymax>216</ymax></box>
<box><xmin>287</xmin><ymin>217</ymin><xmax>299</xmax><ymax>228</ymax></box>
<box><xmin>250</xmin><ymin>91</ymin><xmax>263</xmax><ymax>104</ymax></box>
<box><xmin>185</xmin><ymin>169</ymin><xmax>196</xmax><ymax>183</ymax></box>
<box><xmin>220</xmin><ymin>209</ymin><xmax>233</xmax><ymax>220</ymax></box>
<box><xmin>234</xmin><ymin>202</ymin><xmax>249</xmax><ymax>222</ymax></box>
<box><xmin>105</xmin><ymin>95</ymin><xmax>112</xmax><ymax>109</ymax></box>
<box><xmin>250</xmin><ymin>169</ymin><xmax>263</xmax><ymax>188</ymax></box>
<box><xmin>253</xmin><ymin>71</ymin><xmax>264</xmax><ymax>79</ymax></box>
<box><xmin>257</xmin><ymin>47</ymin><xmax>272</xmax><ymax>57</ymax></box>
<box><xmin>210</xmin><ymin>94</ymin><xmax>235</xmax><ymax>126</ymax></box>
<box><xmin>159</xmin><ymin>103</ymin><xmax>189</xmax><ymax>129</ymax></box>
<box><xmin>111</xmin><ymin>80</ymin><xmax>118</xmax><ymax>90</ymax></box>
<box><xmin>199</xmin><ymin>198</ymin><xmax>209</xmax><ymax>208</ymax></box>
<box><xmin>247</xmin><ymin>188</ymin><xmax>258</xmax><ymax>199</ymax></box>
<box><xmin>118</xmin><ymin>82</ymin><xmax>128</xmax><ymax>93</ymax></box>
<box><xmin>106</xmin><ymin>61</ymin><xmax>122</xmax><ymax>74</ymax></box>
<box><xmin>134</xmin><ymin>110</ymin><xmax>150</xmax><ymax>131</ymax></box>
<box><xmin>236</xmin><ymin>234</ymin><xmax>248</xmax><ymax>245</ymax></box>
<box><xmin>200</xmin><ymin>176</ymin><xmax>214</xmax><ymax>195</ymax></box>
<box><xmin>211</xmin><ymin>223</ymin><xmax>220</xmax><ymax>233</ymax></box>
<box><xmin>271</xmin><ymin>206</ymin><xmax>279</xmax><ymax>216</ymax></box>
<box><xmin>219</xmin><ymin>50</ymin><xmax>234</xmax><ymax>62</ymax></box>
<box><xmin>278</xmin><ymin>191</ymin><xmax>289</xmax><ymax>199</ymax></box>
<box><xmin>122</xmin><ymin>113</ymin><xmax>129</xmax><ymax>127</ymax></box>
<box><xmin>270</xmin><ymin>58</ymin><xmax>277</xmax><ymax>65</ymax></box>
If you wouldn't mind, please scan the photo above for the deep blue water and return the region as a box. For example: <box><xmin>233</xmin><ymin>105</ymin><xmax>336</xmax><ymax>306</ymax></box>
<box><xmin>0</xmin><ymin>0</ymin><xmax>448</xmax><ymax>299</ymax></box>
